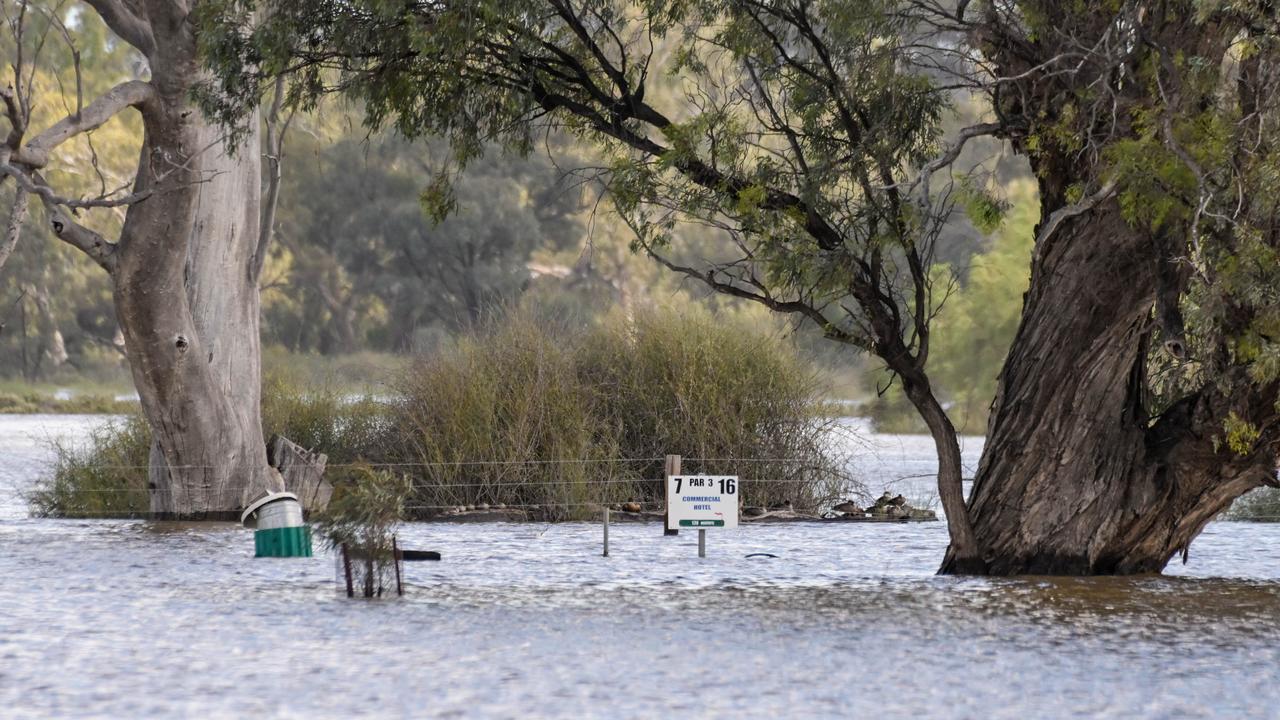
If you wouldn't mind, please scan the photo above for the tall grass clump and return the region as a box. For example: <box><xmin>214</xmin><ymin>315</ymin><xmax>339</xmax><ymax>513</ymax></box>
<box><xmin>259</xmin><ymin>366</ymin><xmax>390</xmax><ymax>485</ymax></box>
<box><xmin>29</xmin><ymin>366</ymin><xmax>389</xmax><ymax>517</ymax></box>
<box><xmin>583</xmin><ymin>309</ymin><xmax>853</xmax><ymax>511</ymax></box>
<box><xmin>28</xmin><ymin>413</ymin><xmax>151</xmax><ymax>517</ymax></box>
<box><xmin>392</xmin><ymin>313</ymin><xmax>637</xmax><ymax>519</ymax></box>
<box><xmin>390</xmin><ymin>307</ymin><xmax>857</xmax><ymax>518</ymax></box>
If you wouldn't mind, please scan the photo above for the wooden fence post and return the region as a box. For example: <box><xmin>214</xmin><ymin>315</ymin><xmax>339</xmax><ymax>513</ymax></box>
<box><xmin>664</xmin><ymin>454</ymin><xmax>680</xmax><ymax>536</ymax></box>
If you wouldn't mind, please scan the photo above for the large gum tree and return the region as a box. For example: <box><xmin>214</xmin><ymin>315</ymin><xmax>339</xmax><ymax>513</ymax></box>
<box><xmin>206</xmin><ymin>0</ymin><xmax>1280</xmax><ymax>573</ymax></box>
<box><xmin>934</xmin><ymin>1</ymin><xmax>1280</xmax><ymax>573</ymax></box>
<box><xmin>1</xmin><ymin>0</ymin><xmax>281</xmax><ymax>517</ymax></box>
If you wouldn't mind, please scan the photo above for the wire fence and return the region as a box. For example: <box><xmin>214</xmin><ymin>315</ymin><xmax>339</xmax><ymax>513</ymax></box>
<box><xmin>9</xmin><ymin>476</ymin><xmax>869</xmax><ymax>494</ymax></box>
<box><xmin>7</xmin><ymin>449</ymin><xmax>884</xmax><ymax>521</ymax></box>
<box><xmin>25</xmin><ymin>456</ymin><xmax>832</xmax><ymax>471</ymax></box>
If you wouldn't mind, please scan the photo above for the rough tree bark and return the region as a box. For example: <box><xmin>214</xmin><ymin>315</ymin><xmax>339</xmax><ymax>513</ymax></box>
<box><xmin>0</xmin><ymin>190</ymin><xmax>27</xmax><ymax>272</ymax></box>
<box><xmin>943</xmin><ymin>202</ymin><xmax>1279</xmax><ymax>574</ymax></box>
<box><xmin>924</xmin><ymin>2</ymin><xmax>1280</xmax><ymax>576</ymax></box>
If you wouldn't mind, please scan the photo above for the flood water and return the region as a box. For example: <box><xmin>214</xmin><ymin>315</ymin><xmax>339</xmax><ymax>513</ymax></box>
<box><xmin>3</xmin><ymin>414</ymin><xmax>1280</xmax><ymax>718</ymax></box>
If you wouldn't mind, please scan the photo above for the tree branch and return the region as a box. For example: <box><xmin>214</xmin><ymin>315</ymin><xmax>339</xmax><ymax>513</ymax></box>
<box><xmin>81</xmin><ymin>0</ymin><xmax>155</xmax><ymax>57</ymax></box>
<box><xmin>0</xmin><ymin>164</ymin><xmax>118</xmax><ymax>271</ymax></box>
<box><xmin>0</xmin><ymin>188</ymin><xmax>27</xmax><ymax>273</ymax></box>
<box><xmin>16</xmin><ymin>80</ymin><xmax>154</xmax><ymax>168</ymax></box>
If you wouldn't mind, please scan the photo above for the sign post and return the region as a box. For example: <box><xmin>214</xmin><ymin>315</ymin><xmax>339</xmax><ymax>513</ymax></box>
<box><xmin>666</xmin><ymin>475</ymin><xmax>739</xmax><ymax>558</ymax></box>
<box><xmin>663</xmin><ymin>454</ymin><xmax>681</xmax><ymax>536</ymax></box>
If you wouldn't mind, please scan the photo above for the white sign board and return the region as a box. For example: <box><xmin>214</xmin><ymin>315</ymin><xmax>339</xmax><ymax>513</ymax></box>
<box><xmin>667</xmin><ymin>475</ymin><xmax>738</xmax><ymax>530</ymax></box>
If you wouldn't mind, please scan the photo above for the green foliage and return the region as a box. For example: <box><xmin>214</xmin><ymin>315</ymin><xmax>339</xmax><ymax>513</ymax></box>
<box><xmin>262</xmin><ymin>132</ymin><xmax>586</xmax><ymax>353</ymax></box>
<box><xmin>867</xmin><ymin>180</ymin><xmax>1039</xmax><ymax>432</ymax></box>
<box><xmin>388</xmin><ymin>306</ymin><xmax>856</xmax><ymax>518</ymax></box>
<box><xmin>313</xmin><ymin>467</ymin><xmax>411</xmax><ymax>554</ymax></box>
<box><xmin>198</xmin><ymin>0</ymin><xmax>955</xmax><ymax>374</ymax></box>
<box><xmin>957</xmin><ymin>178</ymin><xmax>1010</xmax><ymax>234</ymax></box>
<box><xmin>1222</xmin><ymin>411</ymin><xmax>1262</xmax><ymax>456</ymax></box>
<box><xmin>28</xmin><ymin>414</ymin><xmax>151</xmax><ymax>518</ymax></box>
<box><xmin>930</xmin><ymin>181</ymin><xmax>1038</xmax><ymax>430</ymax></box>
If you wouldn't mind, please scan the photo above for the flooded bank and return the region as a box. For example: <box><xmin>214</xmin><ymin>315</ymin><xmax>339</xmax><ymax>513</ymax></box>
<box><xmin>3</xmin><ymin>414</ymin><xmax>1279</xmax><ymax>718</ymax></box>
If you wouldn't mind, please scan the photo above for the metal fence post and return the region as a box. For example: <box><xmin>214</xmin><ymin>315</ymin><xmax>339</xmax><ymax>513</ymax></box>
<box><xmin>603</xmin><ymin>506</ymin><xmax>610</xmax><ymax>557</ymax></box>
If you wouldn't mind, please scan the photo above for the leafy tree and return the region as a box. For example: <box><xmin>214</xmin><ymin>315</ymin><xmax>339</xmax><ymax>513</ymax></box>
<box><xmin>201</xmin><ymin>0</ymin><xmax>991</xmax><ymax>568</ymax></box>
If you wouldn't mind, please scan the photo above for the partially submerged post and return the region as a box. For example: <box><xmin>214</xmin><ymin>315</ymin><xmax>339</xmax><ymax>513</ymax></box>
<box><xmin>267</xmin><ymin>435</ymin><xmax>332</xmax><ymax>514</ymax></box>
<box><xmin>663</xmin><ymin>454</ymin><xmax>681</xmax><ymax>536</ymax></box>
<box><xmin>602</xmin><ymin>506</ymin><xmax>610</xmax><ymax>557</ymax></box>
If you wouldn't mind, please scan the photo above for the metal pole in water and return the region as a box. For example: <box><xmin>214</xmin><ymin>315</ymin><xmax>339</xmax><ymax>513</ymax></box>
<box><xmin>392</xmin><ymin>535</ymin><xmax>403</xmax><ymax>597</ymax></box>
<box><xmin>603</xmin><ymin>506</ymin><xmax>610</xmax><ymax>557</ymax></box>
<box><xmin>698</xmin><ymin>529</ymin><xmax>706</xmax><ymax>558</ymax></box>
<box><xmin>664</xmin><ymin>454</ymin><xmax>681</xmax><ymax>536</ymax></box>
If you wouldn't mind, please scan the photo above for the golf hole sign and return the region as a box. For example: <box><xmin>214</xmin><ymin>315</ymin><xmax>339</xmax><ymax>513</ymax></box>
<box><xmin>667</xmin><ymin>475</ymin><xmax>739</xmax><ymax>530</ymax></box>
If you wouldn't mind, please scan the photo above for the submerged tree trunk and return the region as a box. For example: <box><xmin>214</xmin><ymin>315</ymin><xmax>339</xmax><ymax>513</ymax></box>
<box><xmin>899</xmin><ymin>368</ymin><xmax>983</xmax><ymax>572</ymax></box>
<box><xmin>111</xmin><ymin>22</ymin><xmax>278</xmax><ymax>518</ymax></box>
<box><xmin>1</xmin><ymin>3</ymin><xmax>284</xmax><ymax>518</ymax></box>
<box><xmin>942</xmin><ymin>203</ymin><xmax>1278</xmax><ymax>575</ymax></box>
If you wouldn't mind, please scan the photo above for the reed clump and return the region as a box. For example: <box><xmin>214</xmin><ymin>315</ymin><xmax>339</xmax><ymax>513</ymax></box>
<box><xmin>388</xmin><ymin>307</ymin><xmax>856</xmax><ymax>519</ymax></box>
<box><xmin>28</xmin><ymin>413</ymin><xmax>152</xmax><ymax>517</ymax></box>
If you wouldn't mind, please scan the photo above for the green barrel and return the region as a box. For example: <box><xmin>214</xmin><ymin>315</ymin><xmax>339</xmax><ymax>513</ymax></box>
<box><xmin>254</xmin><ymin>525</ymin><xmax>313</xmax><ymax>557</ymax></box>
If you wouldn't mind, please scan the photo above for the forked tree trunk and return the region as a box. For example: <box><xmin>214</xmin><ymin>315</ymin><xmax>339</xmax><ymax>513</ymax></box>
<box><xmin>113</xmin><ymin>37</ymin><xmax>279</xmax><ymax>518</ymax></box>
<box><xmin>942</xmin><ymin>203</ymin><xmax>1278</xmax><ymax>575</ymax></box>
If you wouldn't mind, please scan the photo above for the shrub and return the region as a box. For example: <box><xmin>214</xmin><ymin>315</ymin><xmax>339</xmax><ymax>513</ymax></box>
<box><xmin>32</xmin><ymin>306</ymin><xmax>860</xmax><ymax>520</ymax></box>
<box><xmin>30</xmin><ymin>367</ymin><xmax>389</xmax><ymax>517</ymax></box>
<box><xmin>315</xmin><ymin>467</ymin><xmax>411</xmax><ymax>598</ymax></box>
<box><xmin>391</xmin><ymin>312</ymin><xmax>637</xmax><ymax>519</ymax></box>
<box><xmin>259</xmin><ymin>365</ymin><xmax>390</xmax><ymax>482</ymax></box>
<box><xmin>389</xmin><ymin>306</ymin><xmax>857</xmax><ymax>518</ymax></box>
<box><xmin>28</xmin><ymin>413</ymin><xmax>151</xmax><ymax>518</ymax></box>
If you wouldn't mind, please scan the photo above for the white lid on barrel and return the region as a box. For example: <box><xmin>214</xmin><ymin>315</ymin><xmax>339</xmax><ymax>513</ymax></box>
<box><xmin>240</xmin><ymin>491</ymin><xmax>300</xmax><ymax>528</ymax></box>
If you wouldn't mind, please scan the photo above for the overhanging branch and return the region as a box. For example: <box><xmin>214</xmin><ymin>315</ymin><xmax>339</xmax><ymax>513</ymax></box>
<box><xmin>15</xmin><ymin>80</ymin><xmax>155</xmax><ymax>168</ymax></box>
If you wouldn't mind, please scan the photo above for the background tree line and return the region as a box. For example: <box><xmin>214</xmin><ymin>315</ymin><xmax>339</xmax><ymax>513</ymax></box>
<box><xmin>0</xmin><ymin>3</ymin><xmax>1027</xmax><ymax>437</ymax></box>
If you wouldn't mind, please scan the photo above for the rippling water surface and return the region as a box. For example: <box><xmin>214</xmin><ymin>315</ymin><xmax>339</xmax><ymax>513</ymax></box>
<box><xmin>3</xmin><ymin>414</ymin><xmax>1280</xmax><ymax>718</ymax></box>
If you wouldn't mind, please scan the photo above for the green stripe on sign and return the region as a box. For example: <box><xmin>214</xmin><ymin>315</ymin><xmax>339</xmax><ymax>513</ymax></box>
<box><xmin>679</xmin><ymin>519</ymin><xmax>724</xmax><ymax>527</ymax></box>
